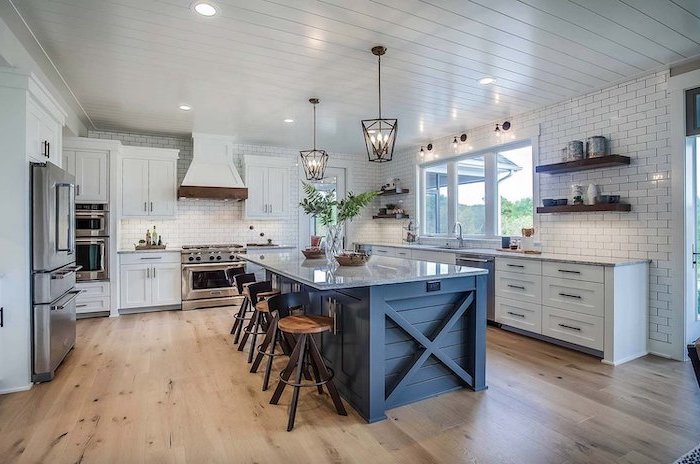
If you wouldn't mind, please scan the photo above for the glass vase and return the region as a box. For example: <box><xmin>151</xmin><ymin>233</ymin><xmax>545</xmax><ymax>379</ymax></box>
<box><xmin>324</xmin><ymin>224</ymin><xmax>344</xmax><ymax>264</ymax></box>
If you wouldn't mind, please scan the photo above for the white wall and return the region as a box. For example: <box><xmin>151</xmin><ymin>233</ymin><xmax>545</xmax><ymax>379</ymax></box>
<box><xmin>86</xmin><ymin>131</ymin><xmax>381</xmax><ymax>249</ymax></box>
<box><xmin>0</xmin><ymin>86</ymin><xmax>32</xmax><ymax>393</ymax></box>
<box><xmin>379</xmin><ymin>70</ymin><xmax>675</xmax><ymax>358</ymax></box>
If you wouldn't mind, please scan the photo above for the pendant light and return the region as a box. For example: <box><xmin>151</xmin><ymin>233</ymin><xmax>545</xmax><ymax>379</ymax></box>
<box><xmin>300</xmin><ymin>98</ymin><xmax>329</xmax><ymax>181</ymax></box>
<box><xmin>362</xmin><ymin>46</ymin><xmax>398</xmax><ymax>163</ymax></box>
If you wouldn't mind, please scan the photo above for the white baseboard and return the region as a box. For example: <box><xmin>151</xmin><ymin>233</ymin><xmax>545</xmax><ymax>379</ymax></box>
<box><xmin>601</xmin><ymin>351</ymin><xmax>649</xmax><ymax>366</ymax></box>
<box><xmin>0</xmin><ymin>384</ymin><xmax>32</xmax><ymax>395</ymax></box>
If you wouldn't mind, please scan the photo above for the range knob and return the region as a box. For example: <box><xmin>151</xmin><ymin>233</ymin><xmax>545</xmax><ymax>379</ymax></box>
<box><xmin>209</xmin><ymin>256</ymin><xmax>215</xmax><ymax>261</ymax></box>
<box><xmin>216</xmin><ymin>256</ymin><xmax>222</xmax><ymax>260</ymax></box>
<box><xmin>188</xmin><ymin>256</ymin><xmax>194</xmax><ymax>261</ymax></box>
<box><xmin>195</xmin><ymin>256</ymin><xmax>201</xmax><ymax>261</ymax></box>
<box><xmin>229</xmin><ymin>255</ymin><xmax>235</xmax><ymax>260</ymax></box>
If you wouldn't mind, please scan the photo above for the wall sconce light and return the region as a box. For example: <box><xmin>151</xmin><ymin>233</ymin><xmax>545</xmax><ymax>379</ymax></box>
<box><xmin>460</xmin><ymin>133</ymin><xmax>467</xmax><ymax>142</ymax></box>
<box><xmin>419</xmin><ymin>146</ymin><xmax>425</xmax><ymax>157</ymax></box>
<box><xmin>452</xmin><ymin>137</ymin><xmax>458</xmax><ymax>150</ymax></box>
<box><xmin>427</xmin><ymin>143</ymin><xmax>433</xmax><ymax>151</ymax></box>
<box><xmin>502</xmin><ymin>121</ymin><xmax>511</xmax><ymax>131</ymax></box>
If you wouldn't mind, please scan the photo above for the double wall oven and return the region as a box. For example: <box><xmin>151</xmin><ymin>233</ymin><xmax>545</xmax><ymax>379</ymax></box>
<box><xmin>181</xmin><ymin>245</ymin><xmax>246</xmax><ymax>311</ymax></box>
<box><xmin>75</xmin><ymin>204</ymin><xmax>108</xmax><ymax>281</ymax></box>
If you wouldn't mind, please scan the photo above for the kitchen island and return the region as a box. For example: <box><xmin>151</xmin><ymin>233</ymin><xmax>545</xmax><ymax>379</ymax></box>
<box><xmin>241</xmin><ymin>252</ymin><xmax>488</xmax><ymax>422</ymax></box>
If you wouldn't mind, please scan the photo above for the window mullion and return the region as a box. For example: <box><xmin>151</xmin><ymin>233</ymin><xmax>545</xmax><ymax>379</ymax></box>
<box><xmin>447</xmin><ymin>161</ymin><xmax>457</xmax><ymax>233</ymax></box>
<box><xmin>484</xmin><ymin>152</ymin><xmax>498</xmax><ymax>236</ymax></box>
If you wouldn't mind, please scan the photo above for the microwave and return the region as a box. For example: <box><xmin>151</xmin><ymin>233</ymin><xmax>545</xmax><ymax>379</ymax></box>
<box><xmin>75</xmin><ymin>204</ymin><xmax>109</xmax><ymax>237</ymax></box>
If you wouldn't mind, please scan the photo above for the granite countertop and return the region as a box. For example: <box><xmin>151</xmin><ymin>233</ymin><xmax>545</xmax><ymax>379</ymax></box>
<box><xmin>356</xmin><ymin>242</ymin><xmax>650</xmax><ymax>267</ymax></box>
<box><xmin>118</xmin><ymin>245</ymin><xmax>296</xmax><ymax>254</ymax></box>
<box><xmin>241</xmin><ymin>252</ymin><xmax>487</xmax><ymax>290</ymax></box>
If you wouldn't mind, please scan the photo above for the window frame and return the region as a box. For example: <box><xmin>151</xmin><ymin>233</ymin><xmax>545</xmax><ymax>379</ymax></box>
<box><xmin>418</xmin><ymin>139</ymin><xmax>536</xmax><ymax>239</ymax></box>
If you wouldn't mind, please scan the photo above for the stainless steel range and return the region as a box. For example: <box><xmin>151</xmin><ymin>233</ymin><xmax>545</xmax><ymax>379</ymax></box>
<box><xmin>181</xmin><ymin>244</ymin><xmax>246</xmax><ymax>311</ymax></box>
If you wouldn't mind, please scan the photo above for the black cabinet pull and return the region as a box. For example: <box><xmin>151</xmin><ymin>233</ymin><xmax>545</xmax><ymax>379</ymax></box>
<box><xmin>507</xmin><ymin>311</ymin><xmax>525</xmax><ymax>318</ymax></box>
<box><xmin>0</xmin><ymin>306</ymin><xmax>3</xmax><ymax>327</ymax></box>
<box><xmin>47</xmin><ymin>142</ymin><xmax>50</xmax><ymax>157</ymax></box>
<box><xmin>507</xmin><ymin>284</ymin><xmax>526</xmax><ymax>290</ymax></box>
<box><xmin>507</xmin><ymin>264</ymin><xmax>524</xmax><ymax>268</ymax></box>
<box><xmin>558</xmin><ymin>292</ymin><xmax>582</xmax><ymax>299</ymax></box>
<box><xmin>558</xmin><ymin>269</ymin><xmax>581</xmax><ymax>274</ymax></box>
<box><xmin>558</xmin><ymin>323</ymin><xmax>581</xmax><ymax>331</ymax></box>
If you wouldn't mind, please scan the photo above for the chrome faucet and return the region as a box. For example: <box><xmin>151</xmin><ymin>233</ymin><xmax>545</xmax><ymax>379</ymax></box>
<box><xmin>453</xmin><ymin>222</ymin><xmax>464</xmax><ymax>248</ymax></box>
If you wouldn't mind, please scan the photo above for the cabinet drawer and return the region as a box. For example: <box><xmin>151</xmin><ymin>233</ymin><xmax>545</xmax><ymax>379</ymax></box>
<box><xmin>541</xmin><ymin>306</ymin><xmax>604</xmax><ymax>351</ymax></box>
<box><xmin>76</xmin><ymin>295</ymin><xmax>110</xmax><ymax>314</ymax></box>
<box><xmin>542</xmin><ymin>261</ymin><xmax>604</xmax><ymax>283</ymax></box>
<box><xmin>120</xmin><ymin>252</ymin><xmax>181</xmax><ymax>265</ymax></box>
<box><xmin>542</xmin><ymin>277</ymin><xmax>604</xmax><ymax>317</ymax></box>
<box><xmin>495</xmin><ymin>297</ymin><xmax>542</xmax><ymax>334</ymax></box>
<box><xmin>495</xmin><ymin>271</ymin><xmax>542</xmax><ymax>304</ymax></box>
<box><xmin>76</xmin><ymin>281</ymin><xmax>110</xmax><ymax>298</ymax></box>
<box><xmin>371</xmin><ymin>246</ymin><xmax>408</xmax><ymax>258</ymax></box>
<box><xmin>413</xmin><ymin>250</ymin><xmax>455</xmax><ymax>264</ymax></box>
<box><xmin>496</xmin><ymin>257</ymin><xmax>541</xmax><ymax>276</ymax></box>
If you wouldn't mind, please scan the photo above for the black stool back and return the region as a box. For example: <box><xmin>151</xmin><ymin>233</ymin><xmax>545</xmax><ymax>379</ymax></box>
<box><xmin>266</xmin><ymin>292</ymin><xmax>310</xmax><ymax>319</ymax></box>
<box><xmin>226</xmin><ymin>266</ymin><xmax>245</xmax><ymax>285</ymax></box>
<box><xmin>234</xmin><ymin>273</ymin><xmax>256</xmax><ymax>294</ymax></box>
<box><xmin>246</xmin><ymin>281</ymin><xmax>273</xmax><ymax>304</ymax></box>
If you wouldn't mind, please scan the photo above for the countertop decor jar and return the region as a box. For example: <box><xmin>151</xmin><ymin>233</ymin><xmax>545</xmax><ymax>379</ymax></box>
<box><xmin>586</xmin><ymin>136</ymin><xmax>607</xmax><ymax>158</ymax></box>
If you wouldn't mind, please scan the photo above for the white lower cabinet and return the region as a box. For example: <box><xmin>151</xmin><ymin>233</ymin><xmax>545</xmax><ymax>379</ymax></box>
<box><xmin>119</xmin><ymin>252</ymin><xmax>181</xmax><ymax>310</ymax></box>
<box><xmin>75</xmin><ymin>281</ymin><xmax>111</xmax><ymax>316</ymax></box>
<box><xmin>495</xmin><ymin>297</ymin><xmax>541</xmax><ymax>334</ymax></box>
<box><xmin>368</xmin><ymin>245</ymin><xmax>456</xmax><ymax>264</ymax></box>
<box><xmin>495</xmin><ymin>257</ymin><xmax>649</xmax><ymax>365</ymax></box>
<box><xmin>541</xmin><ymin>306</ymin><xmax>604</xmax><ymax>351</ymax></box>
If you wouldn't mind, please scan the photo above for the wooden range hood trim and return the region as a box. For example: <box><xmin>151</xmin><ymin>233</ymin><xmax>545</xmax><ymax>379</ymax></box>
<box><xmin>177</xmin><ymin>186</ymin><xmax>249</xmax><ymax>200</ymax></box>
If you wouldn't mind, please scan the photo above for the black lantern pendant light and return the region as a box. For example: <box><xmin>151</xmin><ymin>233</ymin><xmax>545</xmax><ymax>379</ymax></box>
<box><xmin>300</xmin><ymin>98</ymin><xmax>329</xmax><ymax>180</ymax></box>
<box><xmin>362</xmin><ymin>46</ymin><xmax>397</xmax><ymax>163</ymax></box>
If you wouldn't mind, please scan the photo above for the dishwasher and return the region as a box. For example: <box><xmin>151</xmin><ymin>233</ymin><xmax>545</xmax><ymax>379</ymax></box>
<box><xmin>455</xmin><ymin>252</ymin><xmax>496</xmax><ymax>324</ymax></box>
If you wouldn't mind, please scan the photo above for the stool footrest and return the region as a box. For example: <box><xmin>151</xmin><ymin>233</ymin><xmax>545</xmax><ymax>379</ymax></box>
<box><xmin>278</xmin><ymin>366</ymin><xmax>335</xmax><ymax>388</ymax></box>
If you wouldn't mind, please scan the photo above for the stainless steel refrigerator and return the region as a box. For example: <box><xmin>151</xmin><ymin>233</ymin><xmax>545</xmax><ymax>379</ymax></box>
<box><xmin>31</xmin><ymin>162</ymin><xmax>81</xmax><ymax>382</ymax></box>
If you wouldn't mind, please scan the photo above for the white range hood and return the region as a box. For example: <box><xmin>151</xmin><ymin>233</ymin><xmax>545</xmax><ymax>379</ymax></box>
<box><xmin>178</xmin><ymin>133</ymin><xmax>248</xmax><ymax>200</ymax></box>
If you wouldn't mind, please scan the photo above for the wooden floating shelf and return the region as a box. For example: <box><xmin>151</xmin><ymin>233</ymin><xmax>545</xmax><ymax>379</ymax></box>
<box><xmin>377</xmin><ymin>189</ymin><xmax>410</xmax><ymax>195</ymax></box>
<box><xmin>373</xmin><ymin>214</ymin><xmax>410</xmax><ymax>219</ymax></box>
<box><xmin>535</xmin><ymin>155</ymin><xmax>631</xmax><ymax>175</ymax></box>
<box><xmin>537</xmin><ymin>204</ymin><xmax>631</xmax><ymax>213</ymax></box>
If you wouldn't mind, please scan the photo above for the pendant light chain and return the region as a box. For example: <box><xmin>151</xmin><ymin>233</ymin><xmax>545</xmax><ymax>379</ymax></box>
<box><xmin>378</xmin><ymin>53</ymin><xmax>382</xmax><ymax>119</ymax></box>
<box><xmin>312</xmin><ymin>101</ymin><xmax>317</xmax><ymax>150</ymax></box>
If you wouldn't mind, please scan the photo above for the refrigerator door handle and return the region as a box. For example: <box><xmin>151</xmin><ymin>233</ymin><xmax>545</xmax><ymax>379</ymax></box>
<box><xmin>50</xmin><ymin>290</ymin><xmax>81</xmax><ymax>311</ymax></box>
<box><xmin>55</xmin><ymin>183</ymin><xmax>76</xmax><ymax>254</ymax></box>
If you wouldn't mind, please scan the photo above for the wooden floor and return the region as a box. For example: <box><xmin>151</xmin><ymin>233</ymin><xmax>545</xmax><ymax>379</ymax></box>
<box><xmin>1</xmin><ymin>308</ymin><xmax>699</xmax><ymax>464</ymax></box>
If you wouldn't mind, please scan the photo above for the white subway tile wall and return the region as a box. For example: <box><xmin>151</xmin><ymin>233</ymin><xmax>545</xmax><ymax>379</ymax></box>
<box><xmin>87</xmin><ymin>130</ymin><xmax>381</xmax><ymax>249</ymax></box>
<box><xmin>378</xmin><ymin>70</ymin><xmax>672</xmax><ymax>348</ymax></box>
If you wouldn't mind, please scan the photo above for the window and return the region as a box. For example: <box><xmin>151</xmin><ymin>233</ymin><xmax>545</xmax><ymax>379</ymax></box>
<box><xmin>420</xmin><ymin>144</ymin><xmax>533</xmax><ymax>237</ymax></box>
<box><xmin>498</xmin><ymin>146</ymin><xmax>534</xmax><ymax>236</ymax></box>
<box><xmin>424</xmin><ymin>163</ymin><xmax>449</xmax><ymax>234</ymax></box>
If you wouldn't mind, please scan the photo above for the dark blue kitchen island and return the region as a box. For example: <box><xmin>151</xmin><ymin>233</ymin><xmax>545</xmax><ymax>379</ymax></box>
<box><xmin>241</xmin><ymin>252</ymin><xmax>488</xmax><ymax>423</ymax></box>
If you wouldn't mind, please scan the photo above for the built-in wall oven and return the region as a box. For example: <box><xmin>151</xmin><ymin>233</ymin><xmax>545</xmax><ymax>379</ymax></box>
<box><xmin>181</xmin><ymin>244</ymin><xmax>246</xmax><ymax>311</ymax></box>
<box><xmin>75</xmin><ymin>237</ymin><xmax>109</xmax><ymax>281</ymax></box>
<box><xmin>75</xmin><ymin>204</ymin><xmax>109</xmax><ymax>237</ymax></box>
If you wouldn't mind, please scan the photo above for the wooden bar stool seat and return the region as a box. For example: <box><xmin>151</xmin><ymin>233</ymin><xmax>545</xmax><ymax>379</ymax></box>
<box><xmin>278</xmin><ymin>315</ymin><xmax>333</xmax><ymax>334</ymax></box>
<box><xmin>230</xmin><ymin>273</ymin><xmax>256</xmax><ymax>343</ymax></box>
<box><xmin>254</xmin><ymin>300</ymin><xmax>270</xmax><ymax>313</ymax></box>
<box><xmin>270</xmin><ymin>313</ymin><xmax>347</xmax><ymax>431</ymax></box>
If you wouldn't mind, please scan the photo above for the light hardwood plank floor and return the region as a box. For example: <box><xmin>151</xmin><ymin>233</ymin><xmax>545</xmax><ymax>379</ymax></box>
<box><xmin>0</xmin><ymin>307</ymin><xmax>698</xmax><ymax>464</ymax></box>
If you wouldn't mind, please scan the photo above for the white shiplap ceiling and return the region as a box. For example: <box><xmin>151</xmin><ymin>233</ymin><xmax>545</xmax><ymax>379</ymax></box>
<box><xmin>9</xmin><ymin>0</ymin><xmax>700</xmax><ymax>153</ymax></box>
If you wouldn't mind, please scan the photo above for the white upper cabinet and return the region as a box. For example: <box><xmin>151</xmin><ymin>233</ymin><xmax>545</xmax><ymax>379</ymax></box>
<box><xmin>245</xmin><ymin>155</ymin><xmax>291</xmax><ymax>219</ymax></box>
<box><xmin>120</xmin><ymin>147</ymin><xmax>179</xmax><ymax>218</ymax></box>
<box><xmin>63</xmin><ymin>150</ymin><xmax>109</xmax><ymax>202</ymax></box>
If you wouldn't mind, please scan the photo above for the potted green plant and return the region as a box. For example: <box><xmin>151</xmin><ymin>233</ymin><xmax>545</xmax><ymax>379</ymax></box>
<box><xmin>299</xmin><ymin>183</ymin><xmax>377</xmax><ymax>262</ymax></box>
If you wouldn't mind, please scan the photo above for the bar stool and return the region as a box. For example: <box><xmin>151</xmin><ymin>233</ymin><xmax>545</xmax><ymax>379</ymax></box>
<box><xmin>250</xmin><ymin>293</ymin><xmax>307</xmax><ymax>391</ymax></box>
<box><xmin>238</xmin><ymin>281</ymin><xmax>280</xmax><ymax>363</ymax></box>
<box><xmin>270</xmin><ymin>313</ymin><xmax>347</xmax><ymax>431</ymax></box>
<box><xmin>230</xmin><ymin>273</ymin><xmax>256</xmax><ymax>343</ymax></box>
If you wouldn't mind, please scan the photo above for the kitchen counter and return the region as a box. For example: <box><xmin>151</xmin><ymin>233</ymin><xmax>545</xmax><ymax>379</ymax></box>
<box><xmin>240</xmin><ymin>252</ymin><xmax>486</xmax><ymax>291</ymax></box>
<box><xmin>243</xmin><ymin>252</ymin><xmax>488</xmax><ymax>422</ymax></box>
<box><xmin>118</xmin><ymin>245</ymin><xmax>296</xmax><ymax>254</ymax></box>
<box><xmin>356</xmin><ymin>242</ymin><xmax>650</xmax><ymax>267</ymax></box>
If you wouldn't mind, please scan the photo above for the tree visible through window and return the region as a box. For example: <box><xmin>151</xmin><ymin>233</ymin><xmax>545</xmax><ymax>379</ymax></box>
<box><xmin>498</xmin><ymin>146</ymin><xmax>533</xmax><ymax>236</ymax></box>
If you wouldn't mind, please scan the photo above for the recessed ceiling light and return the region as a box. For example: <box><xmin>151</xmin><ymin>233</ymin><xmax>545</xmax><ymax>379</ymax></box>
<box><xmin>193</xmin><ymin>2</ymin><xmax>217</xmax><ymax>16</ymax></box>
<box><xmin>478</xmin><ymin>77</ymin><xmax>495</xmax><ymax>85</ymax></box>
<box><xmin>284</xmin><ymin>118</ymin><xmax>294</xmax><ymax>123</ymax></box>
<box><xmin>179</xmin><ymin>104</ymin><xmax>192</xmax><ymax>111</ymax></box>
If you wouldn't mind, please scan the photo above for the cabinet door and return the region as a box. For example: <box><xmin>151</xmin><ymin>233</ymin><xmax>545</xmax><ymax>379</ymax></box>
<box><xmin>75</xmin><ymin>150</ymin><xmax>109</xmax><ymax>202</ymax></box>
<box><xmin>266</xmin><ymin>166</ymin><xmax>289</xmax><ymax>217</ymax></box>
<box><xmin>148</xmin><ymin>160</ymin><xmax>176</xmax><ymax>216</ymax></box>
<box><xmin>62</xmin><ymin>151</ymin><xmax>76</xmax><ymax>177</ymax></box>
<box><xmin>38</xmin><ymin>113</ymin><xmax>61</xmax><ymax>167</ymax></box>
<box><xmin>121</xmin><ymin>159</ymin><xmax>149</xmax><ymax>216</ymax></box>
<box><xmin>151</xmin><ymin>263</ymin><xmax>182</xmax><ymax>306</ymax></box>
<box><xmin>119</xmin><ymin>264</ymin><xmax>151</xmax><ymax>309</ymax></box>
<box><xmin>26</xmin><ymin>99</ymin><xmax>44</xmax><ymax>163</ymax></box>
<box><xmin>245</xmin><ymin>164</ymin><xmax>268</xmax><ymax>218</ymax></box>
